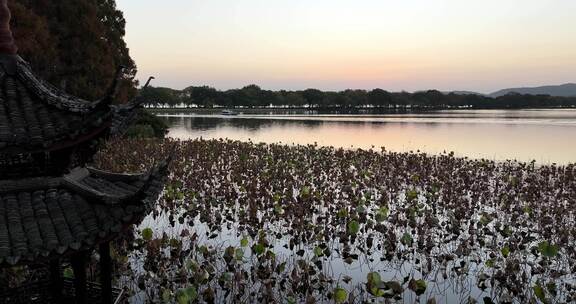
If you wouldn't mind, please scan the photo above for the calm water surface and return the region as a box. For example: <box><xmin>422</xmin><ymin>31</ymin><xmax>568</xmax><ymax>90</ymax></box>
<box><xmin>156</xmin><ymin>109</ymin><xmax>576</xmax><ymax>164</ymax></box>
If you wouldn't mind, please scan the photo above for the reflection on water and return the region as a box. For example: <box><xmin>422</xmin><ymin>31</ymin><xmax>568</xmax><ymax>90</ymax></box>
<box><xmin>156</xmin><ymin>109</ymin><xmax>576</xmax><ymax>164</ymax></box>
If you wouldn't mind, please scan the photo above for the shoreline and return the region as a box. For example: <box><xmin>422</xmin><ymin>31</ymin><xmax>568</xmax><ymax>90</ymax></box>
<box><xmin>145</xmin><ymin>106</ymin><xmax>576</xmax><ymax>114</ymax></box>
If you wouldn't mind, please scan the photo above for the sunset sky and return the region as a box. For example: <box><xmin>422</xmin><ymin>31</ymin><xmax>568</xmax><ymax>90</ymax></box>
<box><xmin>117</xmin><ymin>0</ymin><xmax>576</xmax><ymax>93</ymax></box>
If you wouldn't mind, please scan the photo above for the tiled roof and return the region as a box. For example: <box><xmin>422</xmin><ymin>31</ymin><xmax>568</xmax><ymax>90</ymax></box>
<box><xmin>0</xmin><ymin>52</ymin><xmax>169</xmax><ymax>267</ymax></box>
<box><xmin>0</xmin><ymin>56</ymin><xmax>112</xmax><ymax>155</ymax></box>
<box><xmin>110</xmin><ymin>102</ymin><xmax>141</xmax><ymax>137</ymax></box>
<box><xmin>109</xmin><ymin>76</ymin><xmax>156</xmax><ymax>137</ymax></box>
<box><xmin>0</xmin><ymin>163</ymin><xmax>167</xmax><ymax>266</ymax></box>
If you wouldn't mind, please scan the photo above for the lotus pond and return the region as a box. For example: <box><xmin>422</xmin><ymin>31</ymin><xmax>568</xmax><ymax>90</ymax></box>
<box><xmin>94</xmin><ymin>138</ymin><xmax>576</xmax><ymax>304</ymax></box>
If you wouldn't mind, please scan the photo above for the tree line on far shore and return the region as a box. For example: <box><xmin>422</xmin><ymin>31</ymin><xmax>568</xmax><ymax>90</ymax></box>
<box><xmin>140</xmin><ymin>84</ymin><xmax>576</xmax><ymax>109</ymax></box>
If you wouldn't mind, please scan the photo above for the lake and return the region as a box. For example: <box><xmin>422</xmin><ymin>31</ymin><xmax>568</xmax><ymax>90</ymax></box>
<box><xmin>119</xmin><ymin>111</ymin><xmax>576</xmax><ymax>303</ymax></box>
<box><xmin>155</xmin><ymin>109</ymin><xmax>576</xmax><ymax>164</ymax></box>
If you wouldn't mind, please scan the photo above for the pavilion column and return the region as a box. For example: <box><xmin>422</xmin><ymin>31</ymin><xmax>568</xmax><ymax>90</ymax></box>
<box><xmin>49</xmin><ymin>259</ymin><xmax>63</xmax><ymax>302</ymax></box>
<box><xmin>71</xmin><ymin>251</ymin><xmax>88</xmax><ymax>303</ymax></box>
<box><xmin>100</xmin><ymin>242</ymin><xmax>113</xmax><ymax>304</ymax></box>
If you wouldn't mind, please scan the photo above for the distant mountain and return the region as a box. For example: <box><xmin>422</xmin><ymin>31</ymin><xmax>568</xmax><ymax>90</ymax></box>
<box><xmin>490</xmin><ymin>83</ymin><xmax>576</xmax><ymax>98</ymax></box>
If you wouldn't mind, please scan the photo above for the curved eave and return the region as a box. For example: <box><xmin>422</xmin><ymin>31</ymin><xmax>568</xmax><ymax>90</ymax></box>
<box><xmin>0</xmin><ymin>163</ymin><xmax>168</xmax><ymax>267</ymax></box>
<box><xmin>109</xmin><ymin>99</ymin><xmax>144</xmax><ymax>137</ymax></box>
<box><xmin>0</xmin><ymin>56</ymin><xmax>122</xmax><ymax>156</ymax></box>
<box><xmin>87</xmin><ymin>166</ymin><xmax>146</xmax><ymax>182</ymax></box>
<box><xmin>15</xmin><ymin>57</ymin><xmax>109</xmax><ymax>113</ymax></box>
<box><xmin>63</xmin><ymin>166</ymin><xmax>159</xmax><ymax>205</ymax></box>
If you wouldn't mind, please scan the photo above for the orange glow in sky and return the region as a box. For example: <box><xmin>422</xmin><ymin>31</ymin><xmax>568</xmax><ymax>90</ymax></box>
<box><xmin>117</xmin><ymin>0</ymin><xmax>576</xmax><ymax>93</ymax></box>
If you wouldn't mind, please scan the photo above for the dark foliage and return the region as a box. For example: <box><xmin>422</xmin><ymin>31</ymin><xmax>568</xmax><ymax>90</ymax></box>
<box><xmin>143</xmin><ymin>84</ymin><xmax>576</xmax><ymax>109</ymax></box>
<box><xmin>9</xmin><ymin>0</ymin><xmax>137</xmax><ymax>102</ymax></box>
<box><xmin>127</xmin><ymin>110</ymin><xmax>169</xmax><ymax>138</ymax></box>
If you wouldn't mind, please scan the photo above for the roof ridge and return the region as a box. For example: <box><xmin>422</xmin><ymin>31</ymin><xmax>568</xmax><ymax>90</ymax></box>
<box><xmin>61</xmin><ymin>164</ymin><xmax>164</xmax><ymax>205</ymax></box>
<box><xmin>62</xmin><ymin>170</ymin><xmax>131</xmax><ymax>204</ymax></box>
<box><xmin>0</xmin><ymin>57</ymin><xmax>120</xmax><ymax>158</ymax></box>
<box><xmin>15</xmin><ymin>57</ymin><xmax>101</xmax><ymax>113</ymax></box>
<box><xmin>87</xmin><ymin>166</ymin><xmax>146</xmax><ymax>182</ymax></box>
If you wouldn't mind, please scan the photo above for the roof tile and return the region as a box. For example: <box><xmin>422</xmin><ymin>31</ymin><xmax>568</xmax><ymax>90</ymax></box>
<box><xmin>0</xmin><ymin>163</ymin><xmax>167</xmax><ymax>265</ymax></box>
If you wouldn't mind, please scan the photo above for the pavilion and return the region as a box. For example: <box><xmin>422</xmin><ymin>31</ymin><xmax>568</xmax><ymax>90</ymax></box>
<box><xmin>0</xmin><ymin>0</ymin><xmax>168</xmax><ymax>303</ymax></box>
